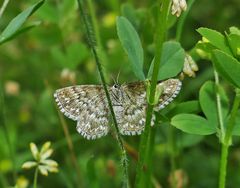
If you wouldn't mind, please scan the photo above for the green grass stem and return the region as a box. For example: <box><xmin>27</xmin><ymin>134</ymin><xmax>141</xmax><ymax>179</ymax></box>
<box><xmin>0</xmin><ymin>0</ymin><xmax>17</xmax><ymax>184</ymax></box>
<box><xmin>0</xmin><ymin>0</ymin><xmax>9</xmax><ymax>19</ymax></box>
<box><xmin>219</xmin><ymin>89</ymin><xmax>240</xmax><ymax>188</ymax></box>
<box><xmin>33</xmin><ymin>168</ymin><xmax>38</xmax><ymax>188</ymax></box>
<box><xmin>135</xmin><ymin>1</ymin><xmax>171</xmax><ymax>187</ymax></box>
<box><xmin>76</xmin><ymin>0</ymin><xmax>129</xmax><ymax>187</ymax></box>
<box><xmin>214</xmin><ymin>71</ymin><xmax>225</xmax><ymax>141</ymax></box>
<box><xmin>0</xmin><ymin>79</ymin><xmax>17</xmax><ymax>183</ymax></box>
<box><xmin>57</xmin><ymin>110</ymin><xmax>82</xmax><ymax>188</ymax></box>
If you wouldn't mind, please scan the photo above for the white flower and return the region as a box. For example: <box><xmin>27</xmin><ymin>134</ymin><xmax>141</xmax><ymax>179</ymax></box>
<box><xmin>22</xmin><ymin>141</ymin><xmax>58</xmax><ymax>176</ymax></box>
<box><xmin>171</xmin><ymin>0</ymin><xmax>187</xmax><ymax>17</ymax></box>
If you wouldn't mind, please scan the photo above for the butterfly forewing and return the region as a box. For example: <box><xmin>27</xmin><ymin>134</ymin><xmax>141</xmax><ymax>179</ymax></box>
<box><xmin>54</xmin><ymin>85</ymin><xmax>110</xmax><ymax>139</ymax></box>
<box><xmin>54</xmin><ymin>79</ymin><xmax>182</xmax><ymax>139</ymax></box>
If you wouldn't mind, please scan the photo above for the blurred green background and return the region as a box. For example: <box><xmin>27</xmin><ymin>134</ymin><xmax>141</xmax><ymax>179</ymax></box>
<box><xmin>0</xmin><ymin>0</ymin><xmax>239</xmax><ymax>187</ymax></box>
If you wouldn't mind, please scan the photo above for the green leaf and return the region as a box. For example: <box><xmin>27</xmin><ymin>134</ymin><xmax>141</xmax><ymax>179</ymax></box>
<box><xmin>229</xmin><ymin>27</ymin><xmax>240</xmax><ymax>35</ymax></box>
<box><xmin>226</xmin><ymin>34</ymin><xmax>240</xmax><ymax>58</ymax></box>
<box><xmin>212</xmin><ymin>50</ymin><xmax>240</xmax><ymax>88</ymax></box>
<box><xmin>195</xmin><ymin>41</ymin><xmax>216</xmax><ymax>60</ymax></box>
<box><xmin>147</xmin><ymin>41</ymin><xmax>185</xmax><ymax>80</ymax></box>
<box><xmin>0</xmin><ymin>21</ymin><xmax>42</xmax><ymax>44</ymax></box>
<box><xmin>176</xmin><ymin>134</ymin><xmax>204</xmax><ymax>148</ymax></box>
<box><xmin>51</xmin><ymin>43</ymin><xmax>89</xmax><ymax>69</ymax></box>
<box><xmin>0</xmin><ymin>0</ymin><xmax>45</xmax><ymax>45</ymax></box>
<box><xmin>199</xmin><ymin>81</ymin><xmax>229</xmax><ymax>125</ymax></box>
<box><xmin>171</xmin><ymin>114</ymin><xmax>217</xmax><ymax>135</ymax></box>
<box><xmin>116</xmin><ymin>16</ymin><xmax>145</xmax><ymax>80</ymax></box>
<box><xmin>197</xmin><ymin>27</ymin><xmax>232</xmax><ymax>55</ymax></box>
<box><xmin>168</xmin><ymin>100</ymin><xmax>201</xmax><ymax>117</ymax></box>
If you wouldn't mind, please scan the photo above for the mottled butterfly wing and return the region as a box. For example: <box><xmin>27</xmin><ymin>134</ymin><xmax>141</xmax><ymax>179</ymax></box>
<box><xmin>115</xmin><ymin>79</ymin><xmax>181</xmax><ymax>136</ymax></box>
<box><xmin>54</xmin><ymin>79</ymin><xmax>181</xmax><ymax>139</ymax></box>
<box><xmin>54</xmin><ymin>85</ymin><xmax>110</xmax><ymax>139</ymax></box>
<box><xmin>154</xmin><ymin>79</ymin><xmax>182</xmax><ymax>111</ymax></box>
<box><xmin>112</xmin><ymin>81</ymin><xmax>147</xmax><ymax>135</ymax></box>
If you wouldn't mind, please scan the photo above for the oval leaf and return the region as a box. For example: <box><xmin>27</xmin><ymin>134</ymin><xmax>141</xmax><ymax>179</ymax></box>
<box><xmin>147</xmin><ymin>41</ymin><xmax>185</xmax><ymax>80</ymax></box>
<box><xmin>116</xmin><ymin>16</ymin><xmax>145</xmax><ymax>80</ymax></box>
<box><xmin>0</xmin><ymin>21</ymin><xmax>42</xmax><ymax>44</ymax></box>
<box><xmin>212</xmin><ymin>50</ymin><xmax>240</xmax><ymax>88</ymax></box>
<box><xmin>168</xmin><ymin>100</ymin><xmax>201</xmax><ymax>117</ymax></box>
<box><xmin>226</xmin><ymin>33</ymin><xmax>240</xmax><ymax>58</ymax></box>
<box><xmin>199</xmin><ymin>81</ymin><xmax>229</xmax><ymax>124</ymax></box>
<box><xmin>0</xmin><ymin>0</ymin><xmax>45</xmax><ymax>44</ymax></box>
<box><xmin>171</xmin><ymin>114</ymin><xmax>217</xmax><ymax>135</ymax></box>
<box><xmin>197</xmin><ymin>27</ymin><xmax>231</xmax><ymax>55</ymax></box>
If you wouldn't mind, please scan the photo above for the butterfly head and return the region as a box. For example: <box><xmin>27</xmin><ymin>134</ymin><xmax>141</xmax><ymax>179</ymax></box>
<box><xmin>111</xmin><ymin>83</ymin><xmax>125</xmax><ymax>104</ymax></box>
<box><xmin>112</xmin><ymin>83</ymin><xmax>121</xmax><ymax>89</ymax></box>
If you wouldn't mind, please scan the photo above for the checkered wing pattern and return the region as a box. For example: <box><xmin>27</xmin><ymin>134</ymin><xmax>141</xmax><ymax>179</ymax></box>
<box><xmin>116</xmin><ymin>79</ymin><xmax>182</xmax><ymax>136</ymax></box>
<box><xmin>54</xmin><ymin>79</ymin><xmax>182</xmax><ymax>139</ymax></box>
<box><xmin>54</xmin><ymin>85</ymin><xmax>110</xmax><ymax>140</ymax></box>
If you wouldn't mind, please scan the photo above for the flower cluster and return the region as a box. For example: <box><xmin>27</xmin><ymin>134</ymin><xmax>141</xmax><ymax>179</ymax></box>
<box><xmin>171</xmin><ymin>0</ymin><xmax>187</xmax><ymax>17</ymax></box>
<box><xmin>22</xmin><ymin>142</ymin><xmax>58</xmax><ymax>176</ymax></box>
<box><xmin>180</xmin><ymin>54</ymin><xmax>199</xmax><ymax>78</ymax></box>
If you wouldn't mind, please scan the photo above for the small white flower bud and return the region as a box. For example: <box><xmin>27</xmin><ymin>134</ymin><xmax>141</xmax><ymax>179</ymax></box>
<box><xmin>182</xmin><ymin>54</ymin><xmax>198</xmax><ymax>78</ymax></box>
<box><xmin>179</xmin><ymin>0</ymin><xmax>187</xmax><ymax>11</ymax></box>
<box><xmin>171</xmin><ymin>0</ymin><xmax>187</xmax><ymax>17</ymax></box>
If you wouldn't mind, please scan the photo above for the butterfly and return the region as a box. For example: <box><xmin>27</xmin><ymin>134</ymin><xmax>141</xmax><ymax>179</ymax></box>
<box><xmin>54</xmin><ymin>79</ymin><xmax>181</xmax><ymax>140</ymax></box>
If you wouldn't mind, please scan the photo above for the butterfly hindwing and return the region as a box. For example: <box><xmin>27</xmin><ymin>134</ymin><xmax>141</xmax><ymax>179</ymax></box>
<box><xmin>115</xmin><ymin>79</ymin><xmax>181</xmax><ymax>135</ymax></box>
<box><xmin>54</xmin><ymin>79</ymin><xmax>182</xmax><ymax>139</ymax></box>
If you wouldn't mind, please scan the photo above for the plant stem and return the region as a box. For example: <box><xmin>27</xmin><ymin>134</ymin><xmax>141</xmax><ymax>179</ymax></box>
<box><xmin>0</xmin><ymin>0</ymin><xmax>17</xmax><ymax>183</ymax></box>
<box><xmin>0</xmin><ymin>0</ymin><xmax>9</xmax><ymax>19</ymax></box>
<box><xmin>76</xmin><ymin>1</ymin><xmax>129</xmax><ymax>187</ymax></box>
<box><xmin>219</xmin><ymin>143</ymin><xmax>228</xmax><ymax>188</ymax></box>
<box><xmin>218</xmin><ymin>89</ymin><xmax>240</xmax><ymax>188</ymax></box>
<box><xmin>135</xmin><ymin>0</ymin><xmax>171</xmax><ymax>187</ymax></box>
<box><xmin>172</xmin><ymin>1</ymin><xmax>197</xmax><ymax>184</ymax></box>
<box><xmin>0</xmin><ymin>78</ymin><xmax>17</xmax><ymax>183</ymax></box>
<box><xmin>214</xmin><ymin>71</ymin><xmax>225</xmax><ymax>141</ymax></box>
<box><xmin>87</xmin><ymin>0</ymin><xmax>109</xmax><ymax>75</ymax></box>
<box><xmin>33</xmin><ymin>168</ymin><xmax>39</xmax><ymax>188</ymax></box>
<box><xmin>57</xmin><ymin>110</ymin><xmax>82</xmax><ymax>188</ymax></box>
<box><xmin>176</xmin><ymin>0</ymin><xmax>196</xmax><ymax>42</ymax></box>
<box><xmin>223</xmin><ymin>89</ymin><xmax>240</xmax><ymax>145</ymax></box>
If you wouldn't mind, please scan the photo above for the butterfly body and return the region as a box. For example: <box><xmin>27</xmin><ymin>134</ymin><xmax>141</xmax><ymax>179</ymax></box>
<box><xmin>54</xmin><ymin>79</ymin><xmax>181</xmax><ymax>139</ymax></box>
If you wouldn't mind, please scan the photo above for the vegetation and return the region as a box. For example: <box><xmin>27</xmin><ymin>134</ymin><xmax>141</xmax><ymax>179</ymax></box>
<box><xmin>0</xmin><ymin>0</ymin><xmax>239</xmax><ymax>188</ymax></box>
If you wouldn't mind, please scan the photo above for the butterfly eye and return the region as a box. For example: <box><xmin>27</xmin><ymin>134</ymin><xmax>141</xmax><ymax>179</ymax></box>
<box><xmin>113</xmin><ymin>84</ymin><xmax>119</xmax><ymax>89</ymax></box>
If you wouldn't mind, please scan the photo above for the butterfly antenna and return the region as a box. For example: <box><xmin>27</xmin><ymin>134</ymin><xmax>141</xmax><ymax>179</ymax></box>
<box><xmin>116</xmin><ymin>69</ymin><xmax>121</xmax><ymax>84</ymax></box>
<box><xmin>111</xmin><ymin>74</ymin><xmax>117</xmax><ymax>85</ymax></box>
